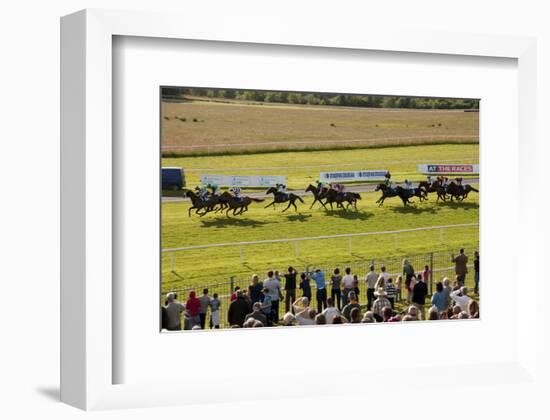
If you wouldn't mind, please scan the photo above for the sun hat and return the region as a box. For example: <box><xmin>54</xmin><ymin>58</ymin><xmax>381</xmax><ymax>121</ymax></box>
<box><xmin>374</xmin><ymin>287</ymin><xmax>387</xmax><ymax>297</ymax></box>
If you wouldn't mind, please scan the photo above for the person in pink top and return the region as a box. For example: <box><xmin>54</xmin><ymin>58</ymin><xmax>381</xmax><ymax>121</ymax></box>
<box><xmin>423</xmin><ymin>265</ymin><xmax>430</xmax><ymax>283</ymax></box>
<box><xmin>185</xmin><ymin>291</ymin><xmax>201</xmax><ymax>329</ymax></box>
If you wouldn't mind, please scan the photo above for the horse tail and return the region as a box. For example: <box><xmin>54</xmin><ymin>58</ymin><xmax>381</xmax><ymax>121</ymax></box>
<box><xmin>250</xmin><ymin>197</ymin><xmax>265</xmax><ymax>202</ymax></box>
<box><xmin>469</xmin><ymin>186</ymin><xmax>479</xmax><ymax>192</ymax></box>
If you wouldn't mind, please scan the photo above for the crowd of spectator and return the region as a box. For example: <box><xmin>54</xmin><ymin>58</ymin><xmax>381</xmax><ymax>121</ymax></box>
<box><xmin>161</xmin><ymin>248</ymin><xmax>480</xmax><ymax>331</ymax></box>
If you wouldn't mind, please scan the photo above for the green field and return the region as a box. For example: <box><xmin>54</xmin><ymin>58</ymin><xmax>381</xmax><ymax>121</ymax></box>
<box><xmin>162</xmin><ymin>183</ymin><xmax>479</xmax><ymax>291</ymax></box>
<box><xmin>163</xmin><ymin>143</ymin><xmax>479</xmax><ymax>192</ymax></box>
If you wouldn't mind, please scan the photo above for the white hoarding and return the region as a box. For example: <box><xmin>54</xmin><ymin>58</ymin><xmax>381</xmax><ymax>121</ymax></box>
<box><xmin>200</xmin><ymin>174</ymin><xmax>286</xmax><ymax>187</ymax></box>
<box><xmin>319</xmin><ymin>170</ymin><xmax>388</xmax><ymax>182</ymax></box>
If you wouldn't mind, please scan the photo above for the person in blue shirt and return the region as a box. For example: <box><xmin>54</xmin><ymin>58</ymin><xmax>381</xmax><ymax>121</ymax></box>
<box><xmin>431</xmin><ymin>281</ymin><xmax>448</xmax><ymax>313</ymax></box>
<box><xmin>309</xmin><ymin>268</ymin><xmax>327</xmax><ymax>313</ymax></box>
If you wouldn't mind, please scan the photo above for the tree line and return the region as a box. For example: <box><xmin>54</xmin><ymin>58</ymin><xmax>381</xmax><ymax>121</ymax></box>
<box><xmin>162</xmin><ymin>87</ymin><xmax>479</xmax><ymax>110</ymax></box>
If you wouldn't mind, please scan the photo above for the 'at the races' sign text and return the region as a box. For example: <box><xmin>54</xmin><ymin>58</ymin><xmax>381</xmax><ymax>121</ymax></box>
<box><xmin>418</xmin><ymin>164</ymin><xmax>479</xmax><ymax>174</ymax></box>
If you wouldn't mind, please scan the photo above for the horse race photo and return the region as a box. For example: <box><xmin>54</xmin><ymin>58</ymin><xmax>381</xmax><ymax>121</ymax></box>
<box><xmin>160</xmin><ymin>87</ymin><xmax>480</xmax><ymax>331</ymax></box>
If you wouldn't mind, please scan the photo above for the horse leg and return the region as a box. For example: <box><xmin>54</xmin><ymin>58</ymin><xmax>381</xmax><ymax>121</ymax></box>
<box><xmin>310</xmin><ymin>198</ymin><xmax>317</xmax><ymax>209</ymax></box>
<box><xmin>188</xmin><ymin>206</ymin><xmax>194</xmax><ymax>217</ymax></box>
<box><xmin>282</xmin><ymin>201</ymin><xmax>292</xmax><ymax>212</ymax></box>
<box><xmin>264</xmin><ymin>201</ymin><xmax>275</xmax><ymax>209</ymax></box>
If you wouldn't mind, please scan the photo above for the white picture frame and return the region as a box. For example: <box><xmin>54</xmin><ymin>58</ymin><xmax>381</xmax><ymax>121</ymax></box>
<box><xmin>61</xmin><ymin>8</ymin><xmax>544</xmax><ymax>412</ymax></box>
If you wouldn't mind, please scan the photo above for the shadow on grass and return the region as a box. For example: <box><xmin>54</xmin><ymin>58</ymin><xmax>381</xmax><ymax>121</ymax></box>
<box><xmin>441</xmin><ymin>200</ymin><xmax>479</xmax><ymax>210</ymax></box>
<box><xmin>323</xmin><ymin>209</ymin><xmax>373</xmax><ymax>220</ymax></box>
<box><xmin>390</xmin><ymin>205</ymin><xmax>438</xmax><ymax>215</ymax></box>
<box><xmin>199</xmin><ymin>218</ymin><xmax>268</xmax><ymax>228</ymax></box>
<box><xmin>285</xmin><ymin>213</ymin><xmax>313</xmax><ymax>222</ymax></box>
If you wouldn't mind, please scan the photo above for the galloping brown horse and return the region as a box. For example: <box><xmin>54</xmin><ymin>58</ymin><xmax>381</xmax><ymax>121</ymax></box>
<box><xmin>224</xmin><ymin>195</ymin><xmax>264</xmax><ymax>216</ymax></box>
<box><xmin>445</xmin><ymin>182</ymin><xmax>479</xmax><ymax>201</ymax></box>
<box><xmin>183</xmin><ymin>189</ymin><xmax>214</xmax><ymax>217</ymax></box>
<box><xmin>265</xmin><ymin>187</ymin><xmax>304</xmax><ymax>212</ymax></box>
<box><xmin>305</xmin><ymin>184</ymin><xmax>328</xmax><ymax>209</ymax></box>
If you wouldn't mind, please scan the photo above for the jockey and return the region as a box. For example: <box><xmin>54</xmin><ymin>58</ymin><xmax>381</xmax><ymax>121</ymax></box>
<box><xmin>427</xmin><ymin>175</ymin><xmax>434</xmax><ymax>186</ymax></box>
<box><xmin>456</xmin><ymin>177</ymin><xmax>464</xmax><ymax>192</ymax></box>
<box><xmin>207</xmin><ymin>183</ymin><xmax>219</xmax><ymax>195</ymax></box>
<box><xmin>384</xmin><ymin>171</ymin><xmax>392</xmax><ymax>186</ymax></box>
<box><xmin>404</xmin><ymin>179</ymin><xmax>414</xmax><ymax>194</ymax></box>
<box><xmin>197</xmin><ymin>184</ymin><xmax>209</xmax><ymax>201</ymax></box>
<box><xmin>276</xmin><ymin>183</ymin><xmax>287</xmax><ymax>193</ymax></box>
<box><xmin>230</xmin><ymin>186</ymin><xmax>243</xmax><ymax>201</ymax></box>
<box><xmin>333</xmin><ymin>183</ymin><xmax>346</xmax><ymax>197</ymax></box>
<box><xmin>442</xmin><ymin>177</ymin><xmax>449</xmax><ymax>188</ymax></box>
<box><xmin>315</xmin><ymin>179</ymin><xmax>326</xmax><ymax>191</ymax></box>
<box><xmin>277</xmin><ymin>182</ymin><xmax>289</xmax><ymax>199</ymax></box>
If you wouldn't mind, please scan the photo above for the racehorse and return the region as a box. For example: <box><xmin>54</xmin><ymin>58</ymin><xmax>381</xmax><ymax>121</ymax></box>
<box><xmin>224</xmin><ymin>195</ymin><xmax>264</xmax><ymax>216</ymax></box>
<box><xmin>265</xmin><ymin>187</ymin><xmax>304</xmax><ymax>212</ymax></box>
<box><xmin>321</xmin><ymin>189</ymin><xmax>360</xmax><ymax>210</ymax></box>
<box><xmin>445</xmin><ymin>182</ymin><xmax>479</xmax><ymax>201</ymax></box>
<box><xmin>374</xmin><ymin>184</ymin><xmax>413</xmax><ymax>207</ymax></box>
<box><xmin>305</xmin><ymin>184</ymin><xmax>328</xmax><ymax>209</ymax></box>
<box><xmin>183</xmin><ymin>189</ymin><xmax>214</xmax><ymax>217</ymax></box>
<box><xmin>213</xmin><ymin>191</ymin><xmax>236</xmax><ymax>213</ymax></box>
<box><xmin>419</xmin><ymin>180</ymin><xmax>447</xmax><ymax>202</ymax></box>
<box><xmin>459</xmin><ymin>184</ymin><xmax>479</xmax><ymax>199</ymax></box>
<box><xmin>340</xmin><ymin>192</ymin><xmax>362</xmax><ymax>209</ymax></box>
<box><xmin>403</xmin><ymin>185</ymin><xmax>429</xmax><ymax>202</ymax></box>
<box><xmin>418</xmin><ymin>180</ymin><xmax>439</xmax><ymax>193</ymax></box>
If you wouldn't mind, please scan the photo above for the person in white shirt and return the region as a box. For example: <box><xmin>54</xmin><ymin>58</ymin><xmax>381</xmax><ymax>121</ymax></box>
<box><xmin>321</xmin><ymin>296</ymin><xmax>340</xmax><ymax>324</ymax></box>
<box><xmin>341</xmin><ymin>267</ymin><xmax>355</xmax><ymax>306</ymax></box>
<box><xmin>378</xmin><ymin>265</ymin><xmax>390</xmax><ymax>283</ymax></box>
<box><xmin>292</xmin><ymin>297</ymin><xmax>316</xmax><ymax>326</ymax></box>
<box><xmin>263</xmin><ymin>270</ymin><xmax>283</xmax><ymax>323</ymax></box>
<box><xmin>365</xmin><ymin>265</ymin><xmax>378</xmax><ymax>311</ymax></box>
<box><xmin>450</xmin><ymin>287</ymin><xmax>472</xmax><ymax>312</ymax></box>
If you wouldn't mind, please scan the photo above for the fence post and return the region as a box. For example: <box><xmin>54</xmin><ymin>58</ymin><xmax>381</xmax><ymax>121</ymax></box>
<box><xmin>170</xmin><ymin>251</ymin><xmax>175</xmax><ymax>272</ymax></box>
<box><xmin>230</xmin><ymin>276</ymin><xmax>234</xmax><ymax>296</ymax></box>
<box><xmin>429</xmin><ymin>252</ymin><xmax>434</xmax><ymax>295</ymax></box>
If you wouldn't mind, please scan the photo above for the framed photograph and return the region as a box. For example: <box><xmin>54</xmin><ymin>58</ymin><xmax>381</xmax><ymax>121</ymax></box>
<box><xmin>61</xmin><ymin>7</ymin><xmax>543</xmax><ymax>412</ymax></box>
<box><xmin>159</xmin><ymin>85</ymin><xmax>480</xmax><ymax>332</ymax></box>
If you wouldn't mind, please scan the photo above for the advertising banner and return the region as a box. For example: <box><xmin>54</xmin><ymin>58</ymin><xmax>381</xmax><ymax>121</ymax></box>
<box><xmin>319</xmin><ymin>170</ymin><xmax>388</xmax><ymax>182</ymax></box>
<box><xmin>418</xmin><ymin>164</ymin><xmax>479</xmax><ymax>174</ymax></box>
<box><xmin>200</xmin><ymin>174</ymin><xmax>286</xmax><ymax>187</ymax></box>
